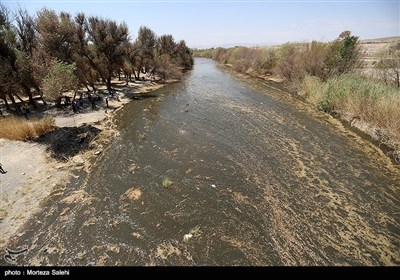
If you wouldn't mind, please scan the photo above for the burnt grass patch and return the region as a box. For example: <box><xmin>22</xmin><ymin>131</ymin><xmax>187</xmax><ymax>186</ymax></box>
<box><xmin>34</xmin><ymin>124</ymin><xmax>101</xmax><ymax>161</ymax></box>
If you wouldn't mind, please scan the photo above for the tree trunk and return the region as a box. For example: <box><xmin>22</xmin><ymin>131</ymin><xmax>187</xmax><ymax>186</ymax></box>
<box><xmin>132</xmin><ymin>67</ymin><xmax>138</xmax><ymax>80</ymax></box>
<box><xmin>2</xmin><ymin>97</ymin><xmax>10</xmax><ymax>110</ymax></box>
<box><xmin>106</xmin><ymin>77</ymin><xmax>112</xmax><ymax>93</ymax></box>
<box><xmin>32</xmin><ymin>84</ymin><xmax>47</xmax><ymax>106</ymax></box>
<box><xmin>22</xmin><ymin>84</ymin><xmax>37</xmax><ymax>109</ymax></box>
<box><xmin>84</xmin><ymin>84</ymin><xmax>91</xmax><ymax>92</ymax></box>
<box><xmin>7</xmin><ymin>93</ymin><xmax>19</xmax><ymax>112</ymax></box>
<box><xmin>83</xmin><ymin>53</ymin><xmax>107</xmax><ymax>84</ymax></box>
<box><xmin>55</xmin><ymin>97</ymin><xmax>63</xmax><ymax>108</ymax></box>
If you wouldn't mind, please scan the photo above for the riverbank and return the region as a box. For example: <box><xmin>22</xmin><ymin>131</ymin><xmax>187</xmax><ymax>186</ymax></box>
<box><xmin>0</xmin><ymin>79</ymin><xmax>174</xmax><ymax>249</ymax></box>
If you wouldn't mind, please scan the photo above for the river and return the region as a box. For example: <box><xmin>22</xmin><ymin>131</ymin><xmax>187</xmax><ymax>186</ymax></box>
<box><xmin>6</xmin><ymin>58</ymin><xmax>400</xmax><ymax>265</ymax></box>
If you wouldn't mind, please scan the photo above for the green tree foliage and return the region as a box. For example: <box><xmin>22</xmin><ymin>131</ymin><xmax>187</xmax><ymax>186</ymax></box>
<box><xmin>42</xmin><ymin>60</ymin><xmax>78</xmax><ymax>106</ymax></box>
<box><xmin>327</xmin><ymin>31</ymin><xmax>361</xmax><ymax>76</ymax></box>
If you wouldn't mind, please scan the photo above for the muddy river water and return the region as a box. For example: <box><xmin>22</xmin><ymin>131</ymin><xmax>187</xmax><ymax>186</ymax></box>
<box><xmin>6</xmin><ymin>58</ymin><xmax>400</xmax><ymax>265</ymax></box>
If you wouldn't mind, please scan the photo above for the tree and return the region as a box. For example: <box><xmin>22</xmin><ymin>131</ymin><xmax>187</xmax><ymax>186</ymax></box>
<box><xmin>134</xmin><ymin>26</ymin><xmax>157</xmax><ymax>76</ymax></box>
<box><xmin>0</xmin><ymin>3</ymin><xmax>22</xmax><ymax>112</ymax></box>
<box><xmin>36</xmin><ymin>9</ymin><xmax>76</xmax><ymax>63</ymax></box>
<box><xmin>327</xmin><ymin>30</ymin><xmax>361</xmax><ymax>75</ymax></box>
<box><xmin>42</xmin><ymin>60</ymin><xmax>78</xmax><ymax>106</ymax></box>
<box><xmin>157</xmin><ymin>34</ymin><xmax>175</xmax><ymax>57</ymax></box>
<box><xmin>154</xmin><ymin>54</ymin><xmax>182</xmax><ymax>81</ymax></box>
<box><xmin>13</xmin><ymin>8</ymin><xmax>49</xmax><ymax>107</ymax></box>
<box><xmin>72</xmin><ymin>12</ymin><xmax>99</xmax><ymax>91</ymax></box>
<box><xmin>173</xmin><ymin>40</ymin><xmax>194</xmax><ymax>70</ymax></box>
<box><xmin>85</xmin><ymin>16</ymin><xmax>129</xmax><ymax>91</ymax></box>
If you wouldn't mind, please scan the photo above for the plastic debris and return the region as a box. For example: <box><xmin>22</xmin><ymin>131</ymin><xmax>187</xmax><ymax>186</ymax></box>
<box><xmin>211</xmin><ymin>184</ymin><xmax>216</xmax><ymax>188</ymax></box>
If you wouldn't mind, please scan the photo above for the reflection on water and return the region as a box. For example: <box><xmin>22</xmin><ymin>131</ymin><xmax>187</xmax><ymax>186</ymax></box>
<box><xmin>6</xmin><ymin>58</ymin><xmax>400</xmax><ymax>266</ymax></box>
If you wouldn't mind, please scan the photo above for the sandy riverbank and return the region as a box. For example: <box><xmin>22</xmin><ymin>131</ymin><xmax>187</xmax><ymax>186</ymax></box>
<box><xmin>0</xmin><ymin>80</ymin><xmax>172</xmax><ymax>249</ymax></box>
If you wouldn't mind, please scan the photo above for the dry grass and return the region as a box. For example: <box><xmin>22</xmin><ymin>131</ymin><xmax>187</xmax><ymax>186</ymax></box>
<box><xmin>302</xmin><ymin>74</ymin><xmax>400</xmax><ymax>158</ymax></box>
<box><xmin>0</xmin><ymin>116</ymin><xmax>55</xmax><ymax>140</ymax></box>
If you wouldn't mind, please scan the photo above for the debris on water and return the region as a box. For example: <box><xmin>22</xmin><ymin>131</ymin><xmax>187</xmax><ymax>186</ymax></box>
<box><xmin>131</xmin><ymin>232</ymin><xmax>144</xmax><ymax>240</ymax></box>
<box><xmin>185</xmin><ymin>168</ymin><xmax>192</xmax><ymax>174</ymax></box>
<box><xmin>211</xmin><ymin>184</ymin><xmax>216</xmax><ymax>188</ymax></box>
<box><xmin>183</xmin><ymin>233</ymin><xmax>193</xmax><ymax>242</ymax></box>
<box><xmin>183</xmin><ymin>225</ymin><xmax>202</xmax><ymax>243</ymax></box>
<box><xmin>129</xmin><ymin>163</ymin><xmax>138</xmax><ymax>173</ymax></box>
<box><xmin>162</xmin><ymin>177</ymin><xmax>173</xmax><ymax>189</ymax></box>
<box><xmin>120</xmin><ymin>187</ymin><xmax>142</xmax><ymax>201</ymax></box>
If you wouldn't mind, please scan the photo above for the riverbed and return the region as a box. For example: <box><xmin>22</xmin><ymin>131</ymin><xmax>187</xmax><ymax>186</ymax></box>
<box><xmin>4</xmin><ymin>58</ymin><xmax>399</xmax><ymax>266</ymax></box>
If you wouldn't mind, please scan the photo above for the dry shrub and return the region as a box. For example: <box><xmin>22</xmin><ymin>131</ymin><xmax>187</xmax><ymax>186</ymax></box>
<box><xmin>274</xmin><ymin>43</ymin><xmax>306</xmax><ymax>82</ymax></box>
<box><xmin>253</xmin><ymin>48</ymin><xmax>277</xmax><ymax>75</ymax></box>
<box><xmin>0</xmin><ymin>116</ymin><xmax>55</xmax><ymax>140</ymax></box>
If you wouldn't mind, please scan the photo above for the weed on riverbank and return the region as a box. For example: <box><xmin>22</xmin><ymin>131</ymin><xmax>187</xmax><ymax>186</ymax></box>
<box><xmin>301</xmin><ymin>74</ymin><xmax>400</xmax><ymax>159</ymax></box>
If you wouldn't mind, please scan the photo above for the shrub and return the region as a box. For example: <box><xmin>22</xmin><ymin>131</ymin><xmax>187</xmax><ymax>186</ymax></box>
<box><xmin>42</xmin><ymin>60</ymin><xmax>79</xmax><ymax>106</ymax></box>
<box><xmin>274</xmin><ymin>43</ymin><xmax>306</xmax><ymax>82</ymax></box>
<box><xmin>301</xmin><ymin>74</ymin><xmax>400</xmax><ymax>154</ymax></box>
